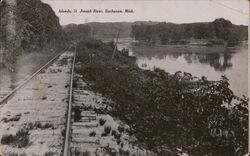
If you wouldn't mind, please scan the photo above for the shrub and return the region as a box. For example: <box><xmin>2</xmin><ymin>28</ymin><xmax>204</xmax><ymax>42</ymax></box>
<box><xmin>2</xmin><ymin>114</ymin><xmax>21</xmax><ymax>122</ymax></box>
<box><xmin>99</xmin><ymin>118</ymin><xmax>106</xmax><ymax>126</ymax></box>
<box><xmin>34</xmin><ymin>121</ymin><xmax>42</xmax><ymax>128</ymax></box>
<box><xmin>16</xmin><ymin>128</ymin><xmax>29</xmax><ymax>137</ymax></box>
<box><xmin>43</xmin><ymin>123</ymin><xmax>54</xmax><ymax>129</ymax></box>
<box><xmin>65</xmin><ymin>84</ymin><xmax>69</xmax><ymax>88</ymax></box>
<box><xmin>73</xmin><ymin>81</ymin><xmax>77</xmax><ymax>88</ymax></box>
<box><xmin>82</xmin><ymin>151</ymin><xmax>91</xmax><ymax>156</ymax></box>
<box><xmin>27</xmin><ymin>122</ymin><xmax>34</xmax><ymax>130</ymax></box>
<box><xmin>8</xmin><ymin>115</ymin><xmax>21</xmax><ymax>122</ymax></box>
<box><xmin>114</xmin><ymin>133</ymin><xmax>121</xmax><ymax>140</ymax></box>
<box><xmin>111</xmin><ymin>130</ymin><xmax>117</xmax><ymax>136</ymax></box>
<box><xmin>118</xmin><ymin>126</ymin><xmax>125</xmax><ymax>133</ymax></box>
<box><xmin>76</xmin><ymin>40</ymin><xmax>249</xmax><ymax>156</ymax></box>
<box><xmin>61</xmin><ymin>129</ymin><xmax>66</xmax><ymax>137</ymax></box>
<box><xmin>1</xmin><ymin>128</ymin><xmax>30</xmax><ymax>148</ymax></box>
<box><xmin>104</xmin><ymin>126</ymin><xmax>112</xmax><ymax>135</ymax></box>
<box><xmin>1</xmin><ymin>134</ymin><xmax>14</xmax><ymax>144</ymax></box>
<box><xmin>9</xmin><ymin>153</ymin><xmax>27</xmax><ymax>156</ymax></box>
<box><xmin>102</xmin><ymin>145</ymin><xmax>117</xmax><ymax>156</ymax></box>
<box><xmin>28</xmin><ymin>122</ymin><xmax>54</xmax><ymax>129</ymax></box>
<box><xmin>116</xmin><ymin>139</ymin><xmax>121</xmax><ymax>145</ymax></box>
<box><xmin>89</xmin><ymin>131</ymin><xmax>96</xmax><ymax>137</ymax></box>
<box><xmin>15</xmin><ymin>129</ymin><xmax>30</xmax><ymax>148</ymax></box>
<box><xmin>2</xmin><ymin>118</ymin><xmax>8</xmax><ymax>123</ymax></box>
<box><xmin>17</xmin><ymin>135</ymin><xmax>29</xmax><ymax>148</ymax></box>
<box><xmin>74</xmin><ymin>106</ymin><xmax>82</xmax><ymax>121</ymax></box>
<box><xmin>119</xmin><ymin>149</ymin><xmax>130</xmax><ymax>156</ymax></box>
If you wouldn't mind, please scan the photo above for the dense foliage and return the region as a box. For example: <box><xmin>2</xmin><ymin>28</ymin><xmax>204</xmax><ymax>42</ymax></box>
<box><xmin>0</xmin><ymin>0</ymin><xmax>66</xmax><ymax>51</ymax></box>
<box><xmin>63</xmin><ymin>21</ymin><xmax>159</xmax><ymax>40</ymax></box>
<box><xmin>131</xmin><ymin>18</ymin><xmax>248</xmax><ymax>46</ymax></box>
<box><xmin>76</xmin><ymin>40</ymin><xmax>248</xmax><ymax>156</ymax></box>
<box><xmin>63</xmin><ymin>22</ymin><xmax>132</xmax><ymax>40</ymax></box>
<box><xmin>63</xmin><ymin>24</ymin><xmax>92</xmax><ymax>41</ymax></box>
<box><xmin>0</xmin><ymin>0</ymin><xmax>7</xmax><ymax>48</ymax></box>
<box><xmin>16</xmin><ymin>0</ymin><xmax>67</xmax><ymax>50</ymax></box>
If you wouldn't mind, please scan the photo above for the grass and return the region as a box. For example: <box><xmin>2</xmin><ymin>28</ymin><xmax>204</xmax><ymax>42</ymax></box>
<box><xmin>26</xmin><ymin>121</ymin><xmax>54</xmax><ymax>130</ymax></box>
<box><xmin>82</xmin><ymin>151</ymin><xmax>91</xmax><ymax>156</ymax></box>
<box><xmin>75</xmin><ymin>149</ymin><xmax>90</xmax><ymax>156</ymax></box>
<box><xmin>1</xmin><ymin>128</ymin><xmax>30</xmax><ymax>148</ymax></box>
<box><xmin>58</xmin><ymin>57</ymin><xmax>68</xmax><ymax>66</ymax></box>
<box><xmin>2</xmin><ymin>114</ymin><xmax>21</xmax><ymax>123</ymax></box>
<box><xmin>26</xmin><ymin>121</ymin><xmax>55</xmax><ymax>130</ymax></box>
<box><xmin>44</xmin><ymin>151</ymin><xmax>57</xmax><ymax>156</ymax></box>
<box><xmin>8</xmin><ymin>153</ymin><xmax>27</xmax><ymax>156</ymax></box>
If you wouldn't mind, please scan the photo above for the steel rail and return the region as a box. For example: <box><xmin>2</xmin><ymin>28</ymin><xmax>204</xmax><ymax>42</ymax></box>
<box><xmin>63</xmin><ymin>45</ymin><xmax>76</xmax><ymax>156</ymax></box>
<box><xmin>0</xmin><ymin>46</ymin><xmax>70</xmax><ymax>105</ymax></box>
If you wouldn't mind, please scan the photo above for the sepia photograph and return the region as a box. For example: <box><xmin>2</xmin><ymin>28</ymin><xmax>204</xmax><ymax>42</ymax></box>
<box><xmin>0</xmin><ymin>0</ymin><xmax>249</xmax><ymax>155</ymax></box>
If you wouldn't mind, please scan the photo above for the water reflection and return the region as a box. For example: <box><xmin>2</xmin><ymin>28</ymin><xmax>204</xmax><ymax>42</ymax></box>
<box><xmin>192</xmin><ymin>53</ymin><xmax>233</xmax><ymax>72</ymax></box>
<box><xmin>182</xmin><ymin>53</ymin><xmax>233</xmax><ymax>72</ymax></box>
<box><xmin>131</xmin><ymin>46</ymin><xmax>235</xmax><ymax>72</ymax></box>
<box><xmin>117</xmin><ymin>38</ymin><xmax>248</xmax><ymax>96</ymax></box>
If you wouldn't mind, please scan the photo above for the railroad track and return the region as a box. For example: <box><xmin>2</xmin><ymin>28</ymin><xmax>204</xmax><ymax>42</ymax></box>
<box><xmin>63</xmin><ymin>56</ymin><xmax>109</xmax><ymax>156</ymax></box>
<box><xmin>62</xmin><ymin>47</ymin><xmax>115</xmax><ymax>156</ymax></box>
<box><xmin>63</xmin><ymin>49</ymin><xmax>154</xmax><ymax>156</ymax></box>
<box><xmin>0</xmin><ymin>46</ymin><xmax>70</xmax><ymax>105</ymax></box>
<box><xmin>0</xmin><ymin>46</ymin><xmax>76</xmax><ymax>155</ymax></box>
<box><xmin>63</xmin><ymin>45</ymin><xmax>76</xmax><ymax>156</ymax></box>
<box><xmin>0</xmin><ymin>44</ymin><xmax>154</xmax><ymax>155</ymax></box>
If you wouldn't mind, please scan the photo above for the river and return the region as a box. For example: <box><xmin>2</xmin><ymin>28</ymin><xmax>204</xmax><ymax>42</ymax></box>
<box><xmin>117</xmin><ymin>38</ymin><xmax>248</xmax><ymax>97</ymax></box>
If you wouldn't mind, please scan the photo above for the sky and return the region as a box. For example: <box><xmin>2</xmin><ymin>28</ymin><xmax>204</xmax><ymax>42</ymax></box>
<box><xmin>41</xmin><ymin>0</ymin><xmax>249</xmax><ymax>25</ymax></box>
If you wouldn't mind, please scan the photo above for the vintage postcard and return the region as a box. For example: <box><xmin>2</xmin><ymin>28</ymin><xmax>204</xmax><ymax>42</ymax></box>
<box><xmin>0</xmin><ymin>0</ymin><xmax>249</xmax><ymax>155</ymax></box>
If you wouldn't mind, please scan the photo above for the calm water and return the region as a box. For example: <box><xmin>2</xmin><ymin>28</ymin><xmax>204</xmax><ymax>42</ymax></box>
<box><xmin>117</xmin><ymin>38</ymin><xmax>248</xmax><ymax>97</ymax></box>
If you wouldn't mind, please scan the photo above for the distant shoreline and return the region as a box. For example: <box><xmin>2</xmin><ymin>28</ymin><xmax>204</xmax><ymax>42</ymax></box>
<box><xmin>132</xmin><ymin>39</ymin><xmax>248</xmax><ymax>47</ymax></box>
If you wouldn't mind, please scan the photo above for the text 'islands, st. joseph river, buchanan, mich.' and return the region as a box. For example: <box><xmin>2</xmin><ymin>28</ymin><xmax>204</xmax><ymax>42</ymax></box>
<box><xmin>58</xmin><ymin>9</ymin><xmax>134</xmax><ymax>14</ymax></box>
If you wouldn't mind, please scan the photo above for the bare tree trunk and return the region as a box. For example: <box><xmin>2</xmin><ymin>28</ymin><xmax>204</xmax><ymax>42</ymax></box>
<box><xmin>112</xmin><ymin>29</ymin><xmax>120</xmax><ymax>59</ymax></box>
